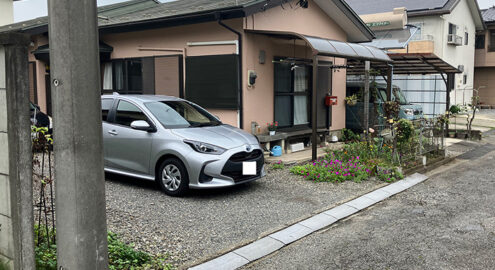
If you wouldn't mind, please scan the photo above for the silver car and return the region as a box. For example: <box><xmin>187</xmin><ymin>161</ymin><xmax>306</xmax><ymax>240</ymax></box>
<box><xmin>101</xmin><ymin>94</ymin><xmax>265</xmax><ymax>196</ymax></box>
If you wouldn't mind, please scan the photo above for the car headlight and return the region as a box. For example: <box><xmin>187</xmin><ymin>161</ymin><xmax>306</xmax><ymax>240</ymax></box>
<box><xmin>404</xmin><ymin>109</ymin><xmax>414</xmax><ymax>116</ymax></box>
<box><xmin>184</xmin><ymin>140</ymin><xmax>226</xmax><ymax>155</ymax></box>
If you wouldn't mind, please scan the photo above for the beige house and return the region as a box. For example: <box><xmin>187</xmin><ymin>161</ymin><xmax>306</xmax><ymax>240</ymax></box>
<box><xmin>474</xmin><ymin>6</ymin><xmax>495</xmax><ymax>107</ymax></box>
<box><xmin>2</xmin><ymin>0</ymin><xmax>384</xmax><ymax>142</ymax></box>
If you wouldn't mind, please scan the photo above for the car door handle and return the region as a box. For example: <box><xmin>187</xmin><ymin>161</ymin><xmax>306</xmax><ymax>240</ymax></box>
<box><xmin>108</xmin><ymin>130</ymin><xmax>118</xmax><ymax>136</ymax></box>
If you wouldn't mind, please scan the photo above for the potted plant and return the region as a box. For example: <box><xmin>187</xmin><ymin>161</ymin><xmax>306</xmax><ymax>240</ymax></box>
<box><xmin>267</xmin><ymin>121</ymin><xmax>278</xmax><ymax>135</ymax></box>
<box><xmin>345</xmin><ymin>94</ymin><xmax>358</xmax><ymax>106</ymax></box>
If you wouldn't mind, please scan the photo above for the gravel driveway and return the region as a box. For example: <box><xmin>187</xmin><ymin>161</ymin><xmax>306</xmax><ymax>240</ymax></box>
<box><xmin>105</xmin><ymin>168</ymin><xmax>385</xmax><ymax>268</ymax></box>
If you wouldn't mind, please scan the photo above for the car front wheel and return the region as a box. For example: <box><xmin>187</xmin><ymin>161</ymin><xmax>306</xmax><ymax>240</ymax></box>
<box><xmin>157</xmin><ymin>158</ymin><xmax>189</xmax><ymax>196</ymax></box>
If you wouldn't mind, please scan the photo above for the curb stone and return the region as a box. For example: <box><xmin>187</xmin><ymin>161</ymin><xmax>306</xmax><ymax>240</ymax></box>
<box><xmin>189</xmin><ymin>173</ymin><xmax>429</xmax><ymax>270</ymax></box>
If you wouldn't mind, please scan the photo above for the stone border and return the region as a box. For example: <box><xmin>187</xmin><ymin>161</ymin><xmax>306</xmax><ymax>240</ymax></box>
<box><xmin>189</xmin><ymin>173</ymin><xmax>428</xmax><ymax>270</ymax></box>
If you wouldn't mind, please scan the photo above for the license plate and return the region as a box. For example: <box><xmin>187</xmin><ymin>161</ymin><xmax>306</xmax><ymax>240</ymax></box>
<box><xmin>242</xmin><ymin>161</ymin><xmax>257</xmax><ymax>175</ymax></box>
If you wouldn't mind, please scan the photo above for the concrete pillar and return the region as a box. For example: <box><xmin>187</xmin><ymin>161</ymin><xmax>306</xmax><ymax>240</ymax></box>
<box><xmin>0</xmin><ymin>32</ymin><xmax>35</xmax><ymax>270</ymax></box>
<box><xmin>47</xmin><ymin>0</ymin><xmax>109</xmax><ymax>268</ymax></box>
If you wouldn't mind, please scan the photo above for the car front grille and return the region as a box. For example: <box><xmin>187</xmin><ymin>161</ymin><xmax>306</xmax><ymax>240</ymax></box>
<box><xmin>221</xmin><ymin>150</ymin><xmax>264</xmax><ymax>182</ymax></box>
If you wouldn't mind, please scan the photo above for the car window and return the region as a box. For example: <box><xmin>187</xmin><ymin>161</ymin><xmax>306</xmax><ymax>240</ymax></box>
<box><xmin>101</xmin><ymin>99</ymin><xmax>114</xmax><ymax>122</ymax></box>
<box><xmin>114</xmin><ymin>100</ymin><xmax>148</xmax><ymax>127</ymax></box>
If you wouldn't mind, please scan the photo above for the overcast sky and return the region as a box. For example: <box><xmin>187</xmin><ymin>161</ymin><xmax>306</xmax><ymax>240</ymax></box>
<box><xmin>12</xmin><ymin>0</ymin><xmax>495</xmax><ymax>23</ymax></box>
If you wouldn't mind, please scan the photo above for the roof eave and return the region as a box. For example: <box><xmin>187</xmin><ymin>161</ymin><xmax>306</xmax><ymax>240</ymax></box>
<box><xmin>331</xmin><ymin>0</ymin><xmax>375</xmax><ymax>42</ymax></box>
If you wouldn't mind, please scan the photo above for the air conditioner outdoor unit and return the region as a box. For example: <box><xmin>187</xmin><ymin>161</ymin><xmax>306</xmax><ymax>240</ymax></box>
<box><xmin>447</xmin><ymin>34</ymin><xmax>462</xmax><ymax>46</ymax></box>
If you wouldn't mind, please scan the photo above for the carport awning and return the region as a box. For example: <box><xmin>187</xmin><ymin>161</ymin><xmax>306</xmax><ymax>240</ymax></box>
<box><xmin>347</xmin><ymin>53</ymin><xmax>462</xmax><ymax>75</ymax></box>
<box><xmin>246</xmin><ymin>30</ymin><xmax>392</xmax><ymax>63</ymax></box>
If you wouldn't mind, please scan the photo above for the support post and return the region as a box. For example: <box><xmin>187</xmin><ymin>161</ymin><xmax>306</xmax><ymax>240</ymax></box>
<box><xmin>48</xmin><ymin>0</ymin><xmax>109</xmax><ymax>269</ymax></box>
<box><xmin>363</xmin><ymin>61</ymin><xmax>370</xmax><ymax>138</ymax></box>
<box><xmin>386</xmin><ymin>64</ymin><xmax>393</xmax><ymax>101</ymax></box>
<box><xmin>1</xmin><ymin>32</ymin><xmax>35</xmax><ymax>270</ymax></box>
<box><xmin>445</xmin><ymin>73</ymin><xmax>454</xmax><ymax>134</ymax></box>
<box><xmin>311</xmin><ymin>54</ymin><xmax>318</xmax><ymax>161</ymax></box>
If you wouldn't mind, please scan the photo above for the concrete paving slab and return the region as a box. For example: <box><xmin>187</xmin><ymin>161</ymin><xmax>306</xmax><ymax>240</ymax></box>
<box><xmin>345</xmin><ymin>196</ymin><xmax>377</xmax><ymax>210</ymax></box>
<box><xmin>363</xmin><ymin>189</ymin><xmax>392</xmax><ymax>202</ymax></box>
<box><xmin>233</xmin><ymin>237</ymin><xmax>284</xmax><ymax>262</ymax></box>
<box><xmin>189</xmin><ymin>252</ymin><xmax>249</xmax><ymax>270</ymax></box>
<box><xmin>323</xmin><ymin>204</ymin><xmax>359</xmax><ymax>219</ymax></box>
<box><xmin>379</xmin><ymin>182</ymin><xmax>409</xmax><ymax>195</ymax></box>
<box><xmin>298</xmin><ymin>213</ymin><xmax>338</xmax><ymax>231</ymax></box>
<box><xmin>269</xmin><ymin>223</ymin><xmax>314</xmax><ymax>245</ymax></box>
<box><xmin>401</xmin><ymin>173</ymin><xmax>428</xmax><ymax>186</ymax></box>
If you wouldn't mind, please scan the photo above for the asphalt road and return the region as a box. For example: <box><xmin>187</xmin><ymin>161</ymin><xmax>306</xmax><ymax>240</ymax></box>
<box><xmin>243</xmin><ymin>137</ymin><xmax>495</xmax><ymax>269</ymax></box>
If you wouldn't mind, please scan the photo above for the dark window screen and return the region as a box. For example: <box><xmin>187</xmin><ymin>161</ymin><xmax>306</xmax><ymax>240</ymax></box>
<box><xmin>127</xmin><ymin>59</ymin><xmax>143</xmax><ymax>93</ymax></box>
<box><xmin>101</xmin><ymin>99</ymin><xmax>113</xmax><ymax>122</ymax></box>
<box><xmin>115</xmin><ymin>100</ymin><xmax>148</xmax><ymax>127</ymax></box>
<box><xmin>185</xmin><ymin>55</ymin><xmax>239</xmax><ymax>109</ymax></box>
<box><xmin>475</xmin><ymin>34</ymin><xmax>485</xmax><ymax>49</ymax></box>
<box><xmin>489</xmin><ymin>30</ymin><xmax>495</xmax><ymax>51</ymax></box>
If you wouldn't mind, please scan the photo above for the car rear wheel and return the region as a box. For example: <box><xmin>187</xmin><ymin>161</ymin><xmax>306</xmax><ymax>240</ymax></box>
<box><xmin>157</xmin><ymin>158</ymin><xmax>189</xmax><ymax>196</ymax></box>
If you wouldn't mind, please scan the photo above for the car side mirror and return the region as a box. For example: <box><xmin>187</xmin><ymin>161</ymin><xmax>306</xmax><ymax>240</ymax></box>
<box><xmin>130</xmin><ymin>120</ymin><xmax>153</xmax><ymax>132</ymax></box>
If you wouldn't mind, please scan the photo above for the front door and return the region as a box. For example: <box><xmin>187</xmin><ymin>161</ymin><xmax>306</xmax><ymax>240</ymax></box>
<box><xmin>105</xmin><ymin>99</ymin><xmax>154</xmax><ymax>175</ymax></box>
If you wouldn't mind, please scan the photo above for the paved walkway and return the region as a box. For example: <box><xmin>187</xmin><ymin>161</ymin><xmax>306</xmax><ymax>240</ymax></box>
<box><xmin>239</xmin><ymin>135</ymin><xmax>495</xmax><ymax>269</ymax></box>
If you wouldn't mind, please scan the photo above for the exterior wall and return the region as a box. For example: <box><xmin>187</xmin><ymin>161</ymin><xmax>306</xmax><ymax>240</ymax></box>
<box><xmin>242</xmin><ymin>0</ymin><xmax>348</xmax><ymax>131</ymax></box>
<box><xmin>27</xmin><ymin>35</ymin><xmax>49</xmax><ymax>113</ymax></box>
<box><xmin>244</xmin><ymin>0</ymin><xmax>346</xmax><ymax>40</ymax></box>
<box><xmin>441</xmin><ymin>0</ymin><xmax>476</xmax><ymax>105</ymax></box>
<box><xmin>101</xmin><ymin>19</ymin><xmax>241</xmax><ymax>127</ymax></box>
<box><xmin>474</xmin><ymin>67</ymin><xmax>495</xmax><ymax>106</ymax></box>
<box><xmin>474</xmin><ymin>25</ymin><xmax>495</xmax><ymax>67</ymax></box>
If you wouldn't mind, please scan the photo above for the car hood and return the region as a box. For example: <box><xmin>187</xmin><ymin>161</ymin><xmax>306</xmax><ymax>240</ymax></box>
<box><xmin>171</xmin><ymin>124</ymin><xmax>258</xmax><ymax>149</ymax></box>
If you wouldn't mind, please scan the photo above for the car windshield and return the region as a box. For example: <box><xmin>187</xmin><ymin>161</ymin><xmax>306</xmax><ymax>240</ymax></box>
<box><xmin>145</xmin><ymin>101</ymin><xmax>221</xmax><ymax>129</ymax></box>
<box><xmin>392</xmin><ymin>88</ymin><xmax>409</xmax><ymax>105</ymax></box>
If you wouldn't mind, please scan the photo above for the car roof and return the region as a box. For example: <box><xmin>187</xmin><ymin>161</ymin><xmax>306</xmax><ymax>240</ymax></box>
<box><xmin>101</xmin><ymin>94</ymin><xmax>183</xmax><ymax>102</ymax></box>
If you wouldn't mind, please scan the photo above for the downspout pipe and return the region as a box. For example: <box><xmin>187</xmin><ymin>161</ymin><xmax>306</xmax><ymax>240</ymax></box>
<box><xmin>217</xmin><ymin>14</ymin><xmax>244</xmax><ymax>129</ymax></box>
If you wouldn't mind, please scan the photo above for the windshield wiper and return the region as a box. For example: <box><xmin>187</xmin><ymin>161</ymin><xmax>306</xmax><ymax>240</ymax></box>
<box><xmin>189</xmin><ymin>121</ymin><xmax>221</xmax><ymax>128</ymax></box>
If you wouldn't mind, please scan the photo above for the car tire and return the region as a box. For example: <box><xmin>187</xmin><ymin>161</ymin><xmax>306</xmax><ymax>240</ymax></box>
<box><xmin>157</xmin><ymin>158</ymin><xmax>189</xmax><ymax>197</ymax></box>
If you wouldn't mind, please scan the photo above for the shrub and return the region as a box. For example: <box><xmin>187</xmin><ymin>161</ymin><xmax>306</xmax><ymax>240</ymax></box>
<box><xmin>291</xmin><ymin>141</ymin><xmax>404</xmax><ymax>183</ymax></box>
<box><xmin>34</xmin><ymin>226</ymin><xmax>172</xmax><ymax>270</ymax></box>
<box><xmin>341</xmin><ymin>128</ymin><xmax>360</xmax><ymax>142</ymax></box>
<box><xmin>270</xmin><ymin>160</ymin><xmax>284</xmax><ymax>170</ymax></box>
<box><xmin>290</xmin><ymin>156</ymin><xmax>372</xmax><ymax>183</ymax></box>
<box><xmin>376</xmin><ymin>166</ymin><xmax>403</xmax><ymax>182</ymax></box>
<box><xmin>396</xmin><ymin>119</ymin><xmax>415</xmax><ymax>144</ymax></box>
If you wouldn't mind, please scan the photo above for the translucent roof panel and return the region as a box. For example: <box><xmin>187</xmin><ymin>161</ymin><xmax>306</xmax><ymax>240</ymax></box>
<box><xmin>304</xmin><ymin>36</ymin><xmax>337</xmax><ymax>54</ymax></box>
<box><xmin>361</xmin><ymin>27</ymin><xmax>419</xmax><ymax>49</ymax></box>
<box><xmin>302</xmin><ymin>35</ymin><xmax>392</xmax><ymax>63</ymax></box>
<box><xmin>347</xmin><ymin>43</ymin><xmax>375</xmax><ymax>59</ymax></box>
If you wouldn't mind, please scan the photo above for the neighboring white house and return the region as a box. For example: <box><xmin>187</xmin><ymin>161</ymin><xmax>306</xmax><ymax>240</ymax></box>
<box><xmin>347</xmin><ymin>0</ymin><xmax>484</xmax><ymax>115</ymax></box>
<box><xmin>0</xmin><ymin>0</ymin><xmax>13</xmax><ymax>26</ymax></box>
